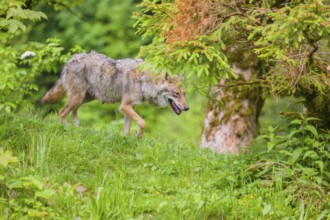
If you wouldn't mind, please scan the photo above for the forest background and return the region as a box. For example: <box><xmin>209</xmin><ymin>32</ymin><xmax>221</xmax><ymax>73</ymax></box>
<box><xmin>2</xmin><ymin>0</ymin><xmax>305</xmax><ymax>144</ymax></box>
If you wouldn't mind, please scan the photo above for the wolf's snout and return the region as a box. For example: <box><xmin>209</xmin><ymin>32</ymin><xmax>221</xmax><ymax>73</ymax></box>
<box><xmin>183</xmin><ymin>106</ymin><xmax>189</xmax><ymax>111</ymax></box>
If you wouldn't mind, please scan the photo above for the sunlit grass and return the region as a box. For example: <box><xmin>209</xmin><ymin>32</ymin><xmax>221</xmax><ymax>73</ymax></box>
<box><xmin>0</xmin><ymin>111</ymin><xmax>328</xmax><ymax>219</ymax></box>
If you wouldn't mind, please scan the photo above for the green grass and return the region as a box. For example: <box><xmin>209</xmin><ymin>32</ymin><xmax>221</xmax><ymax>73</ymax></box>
<box><xmin>0</xmin><ymin>112</ymin><xmax>329</xmax><ymax>219</ymax></box>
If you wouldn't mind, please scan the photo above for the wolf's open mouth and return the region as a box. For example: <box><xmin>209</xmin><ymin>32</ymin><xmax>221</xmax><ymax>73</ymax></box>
<box><xmin>168</xmin><ymin>99</ymin><xmax>182</xmax><ymax>115</ymax></box>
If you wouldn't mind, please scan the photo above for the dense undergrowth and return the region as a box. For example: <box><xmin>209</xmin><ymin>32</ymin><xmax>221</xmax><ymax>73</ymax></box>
<box><xmin>0</xmin><ymin>112</ymin><xmax>329</xmax><ymax>219</ymax></box>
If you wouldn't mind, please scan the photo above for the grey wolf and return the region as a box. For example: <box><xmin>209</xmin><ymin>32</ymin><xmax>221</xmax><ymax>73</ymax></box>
<box><xmin>42</xmin><ymin>52</ymin><xmax>189</xmax><ymax>138</ymax></box>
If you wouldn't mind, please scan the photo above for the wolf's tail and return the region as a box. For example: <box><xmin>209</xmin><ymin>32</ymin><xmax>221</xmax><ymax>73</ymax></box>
<box><xmin>41</xmin><ymin>79</ymin><xmax>66</xmax><ymax>104</ymax></box>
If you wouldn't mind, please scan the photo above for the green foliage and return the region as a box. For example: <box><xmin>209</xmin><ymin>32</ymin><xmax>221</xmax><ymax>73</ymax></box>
<box><xmin>0</xmin><ymin>0</ymin><xmax>45</xmax><ymax>111</ymax></box>
<box><xmin>0</xmin><ymin>37</ymin><xmax>84</xmax><ymax>112</ymax></box>
<box><xmin>0</xmin><ymin>149</ymin><xmax>57</xmax><ymax>219</ymax></box>
<box><xmin>0</xmin><ymin>1</ymin><xmax>47</xmax><ymax>34</ymax></box>
<box><xmin>46</xmin><ymin>0</ymin><xmax>84</xmax><ymax>11</ymax></box>
<box><xmin>134</xmin><ymin>1</ymin><xmax>233</xmax><ymax>84</ymax></box>
<box><xmin>138</xmin><ymin>37</ymin><xmax>233</xmax><ymax>85</ymax></box>
<box><xmin>0</xmin><ymin>0</ymin><xmax>85</xmax><ymax>112</ymax></box>
<box><xmin>30</xmin><ymin>0</ymin><xmax>144</xmax><ymax>59</ymax></box>
<box><xmin>248</xmin><ymin>115</ymin><xmax>330</xmax><ymax>218</ymax></box>
<box><xmin>0</xmin><ymin>148</ymin><xmax>89</xmax><ymax>219</ymax></box>
<box><xmin>251</xmin><ymin>2</ymin><xmax>330</xmax><ymax>108</ymax></box>
<box><xmin>253</xmin><ymin>3</ymin><xmax>330</xmax><ymax>61</ymax></box>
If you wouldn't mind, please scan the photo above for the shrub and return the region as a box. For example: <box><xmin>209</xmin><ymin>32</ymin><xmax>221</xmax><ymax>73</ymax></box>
<box><xmin>248</xmin><ymin>115</ymin><xmax>330</xmax><ymax>219</ymax></box>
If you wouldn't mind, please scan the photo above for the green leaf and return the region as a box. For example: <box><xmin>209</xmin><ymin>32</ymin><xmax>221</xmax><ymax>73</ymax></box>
<box><xmin>314</xmin><ymin>176</ymin><xmax>322</xmax><ymax>184</ymax></box>
<box><xmin>7</xmin><ymin>19</ymin><xmax>26</xmax><ymax>33</ymax></box>
<box><xmin>27</xmin><ymin>209</ymin><xmax>48</xmax><ymax>218</ymax></box>
<box><xmin>6</xmin><ymin>7</ymin><xmax>20</xmax><ymax>19</ymax></box>
<box><xmin>268</xmin><ymin>126</ymin><xmax>276</xmax><ymax>133</ymax></box>
<box><xmin>0</xmin><ymin>19</ymin><xmax>10</xmax><ymax>29</ymax></box>
<box><xmin>289</xmin><ymin>119</ymin><xmax>302</xmax><ymax>125</ymax></box>
<box><xmin>305</xmin><ymin>125</ymin><xmax>318</xmax><ymax>137</ymax></box>
<box><xmin>197</xmin><ymin>201</ymin><xmax>205</xmax><ymax>210</ymax></box>
<box><xmin>317</xmin><ymin>210</ymin><xmax>329</xmax><ymax>220</ymax></box>
<box><xmin>262</xmin><ymin>203</ymin><xmax>272</xmax><ymax>216</ymax></box>
<box><xmin>290</xmin><ymin>147</ymin><xmax>303</xmax><ymax>164</ymax></box>
<box><xmin>288</xmin><ymin>130</ymin><xmax>302</xmax><ymax>139</ymax></box>
<box><xmin>305</xmin><ymin>117</ymin><xmax>321</xmax><ymax>122</ymax></box>
<box><xmin>303</xmin><ymin>150</ymin><xmax>318</xmax><ymax>160</ymax></box>
<box><xmin>7</xmin><ymin>179</ymin><xmax>23</xmax><ymax>189</ymax></box>
<box><xmin>157</xmin><ymin>201</ymin><xmax>168</xmax><ymax>211</ymax></box>
<box><xmin>27</xmin><ymin>10</ymin><xmax>47</xmax><ymax>21</ymax></box>
<box><xmin>20</xmin><ymin>176</ymin><xmax>43</xmax><ymax>190</ymax></box>
<box><xmin>281</xmin><ymin>168</ymin><xmax>294</xmax><ymax>178</ymax></box>
<box><xmin>267</xmin><ymin>141</ymin><xmax>275</xmax><ymax>152</ymax></box>
<box><xmin>256</xmin><ymin>167</ymin><xmax>271</xmax><ymax>177</ymax></box>
<box><xmin>285</xmin><ymin>195</ymin><xmax>292</xmax><ymax>205</ymax></box>
<box><xmin>0</xmin><ymin>149</ymin><xmax>18</xmax><ymax>167</ymax></box>
<box><xmin>315</xmin><ymin>161</ymin><xmax>324</xmax><ymax>173</ymax></box>
<box><xmin>299</xmin><ymin>202</ymin><xmax>305</xmax><ymax>220</ymax></box>
<box><xmin>35</xmin><ymin>189</ymin><xmax>56</xmax><ymax>200</ymax></box>
<box><xmin>226</xmin><ymin>176</ymin><xmax>236</xmax><ymax>183</ymax></box>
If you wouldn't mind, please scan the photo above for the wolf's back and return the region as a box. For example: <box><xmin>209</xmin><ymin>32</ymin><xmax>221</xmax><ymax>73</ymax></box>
<box><xmin>41</xmin><ymin>52</ymin><xmax>143</xmax><ymax>105</ymax></box>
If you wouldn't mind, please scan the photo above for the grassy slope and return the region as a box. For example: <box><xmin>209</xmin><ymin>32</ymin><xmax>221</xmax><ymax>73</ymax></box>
<box><xmin>0</xmin><ymin>112</ymin><xmax>325</xmax><ymax>219</ymax></box>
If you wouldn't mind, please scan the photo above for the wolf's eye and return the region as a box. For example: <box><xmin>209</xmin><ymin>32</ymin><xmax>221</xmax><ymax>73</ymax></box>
<box><xmin>174</xmin><ymin>92</ymin><xmax>180</xmax><ymax>97</ymax></box>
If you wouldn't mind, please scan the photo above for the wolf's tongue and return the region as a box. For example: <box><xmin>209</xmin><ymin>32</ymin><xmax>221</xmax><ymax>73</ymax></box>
<box><xmin>169</xmin><ymin>99</ymin><xmax>181</xmax><ymax>115</ymax></box>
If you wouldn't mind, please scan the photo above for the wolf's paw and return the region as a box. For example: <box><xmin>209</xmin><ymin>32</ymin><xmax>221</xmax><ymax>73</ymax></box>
<box><xmin>136</xmin><ymin>131</ymin><xmax>143</xmax><ymax>139</ymax></box>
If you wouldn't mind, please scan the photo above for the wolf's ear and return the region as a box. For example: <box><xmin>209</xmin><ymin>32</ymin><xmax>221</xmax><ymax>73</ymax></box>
<box><xmin>165</xmin><ymin>73</ymin><xmax>170</xmax><ymax>81</ymax></box>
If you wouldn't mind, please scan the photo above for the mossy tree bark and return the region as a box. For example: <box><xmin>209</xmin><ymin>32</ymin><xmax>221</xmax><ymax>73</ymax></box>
<box><xmin>201</xmin><ymin>65</ymin><xmax>264</xmax><ymax>154</ymax></box>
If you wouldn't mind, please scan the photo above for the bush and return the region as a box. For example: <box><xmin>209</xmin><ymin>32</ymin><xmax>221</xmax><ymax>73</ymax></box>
<box><xmin>248</xmin><ymin>114</ymin><xmax>330</xmax><ymax>219</ymax></box>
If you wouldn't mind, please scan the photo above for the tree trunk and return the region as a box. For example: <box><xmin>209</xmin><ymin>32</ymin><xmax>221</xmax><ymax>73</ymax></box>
<box><xmin>201</xmin><ymin>65</ymin><xmax>264</xmax><ymax>154</ymax></box>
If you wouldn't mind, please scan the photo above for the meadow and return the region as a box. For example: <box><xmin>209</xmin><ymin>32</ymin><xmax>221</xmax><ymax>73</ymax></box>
<box><xmin>0</xmin><ymin>100</ymin><xmax>329</xmax><ymax>219</ymax></box>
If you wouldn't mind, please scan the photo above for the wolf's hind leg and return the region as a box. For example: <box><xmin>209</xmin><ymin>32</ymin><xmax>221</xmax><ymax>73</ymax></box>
<box><xmin>119</xmin><ymin>104</ymin><xmax>145</xmax><ymax>138</ymax></box>
<box><xmin>59</xmin><ymin>94</ymin><xmax>85</xmax><ymax>125</ymax></box>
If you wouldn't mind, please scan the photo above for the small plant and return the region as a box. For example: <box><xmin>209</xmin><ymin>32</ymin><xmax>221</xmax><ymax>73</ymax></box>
<box><xmin>249</xmin><ymin>114</ymin><xmax>330</xmax><ymax>219</ymax></box>
<box><xmin>0</xmin><ymin>149</ymin><xmax>57</xmax><ymax>219</ymax></box>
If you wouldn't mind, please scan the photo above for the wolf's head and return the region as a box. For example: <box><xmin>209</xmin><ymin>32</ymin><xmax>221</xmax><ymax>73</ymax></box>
<box><xmin>157</xmin><ymin>73</ymin><xmax>189</xmax><ymax>115</ymax></box>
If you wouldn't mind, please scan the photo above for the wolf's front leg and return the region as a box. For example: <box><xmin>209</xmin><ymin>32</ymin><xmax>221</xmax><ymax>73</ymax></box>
<box><xmin>123</xmin><ymin>113</ymin><xmax>131</xmax><ymax>136</ymax></box>
<box><xmin>72</xmin><ymin>108</ymin><xmax>80</xmax><ymax>126</ymax></box>
<box><xmin>119</xmin><ymin>104</ymin><xmax>145</xmax><ymax>138</ymax></box>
